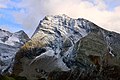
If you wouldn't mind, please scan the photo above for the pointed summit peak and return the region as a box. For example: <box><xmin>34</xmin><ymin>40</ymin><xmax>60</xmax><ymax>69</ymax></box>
<box><xmin>54</xmin><ymin>14</ymin><xmax>70</xmax><ymax>18</ymax></box>
<box><xmin>16</xmin><ymin>30</ymin><xmax>24</xmax><ymax>33</ymax></box>
<box><xmin>15</xmin><ymin>30</ymin><xmax>27</xmax><ymax>35</ymax></box>
<box><xmin>43</xmin><ymin>14</ymin><xmax>71</xmax><ymax>21</ymax></box>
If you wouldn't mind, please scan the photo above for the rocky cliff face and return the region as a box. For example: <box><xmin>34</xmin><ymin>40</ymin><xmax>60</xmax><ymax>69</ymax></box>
<box><xmin>0</xmin><ymin>29</ymin><xmax>29</xmax><ymax>75</ymax></box>
<box><xmin>12</xmin><ymin>14</ymin><xmax>120</xmax><ymax>80</ymax></box>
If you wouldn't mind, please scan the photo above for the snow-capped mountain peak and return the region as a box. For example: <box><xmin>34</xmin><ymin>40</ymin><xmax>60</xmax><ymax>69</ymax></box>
<box><xmin>1</xmin><ymin>14</ymin><xmax>120</xmax><ymax>80</ymax></box>
<box><xmin>0</xmin><ymin>29</ymin><xmax>29</xmax><ymax>74</ymax></box>
<box><xmin>0</xmin><ymin>29</ymin><xmax>29</xmax><ymax>47</ymax></box>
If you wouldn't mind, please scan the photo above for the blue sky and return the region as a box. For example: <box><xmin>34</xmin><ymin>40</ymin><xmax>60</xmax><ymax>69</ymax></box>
<box><xmin>104</xmin><ymin>0</ymin><xmax>120</xmax><ymax>10</ymax></box>
<box><xmin>0</xmin><ymin>0</ymin><xmax>120</xmax><ymax>36</ymax></box>
<box><xmin>0</xmin><ymin>0</ymin><xmax>24</xmax><ymax>32</ymax></box>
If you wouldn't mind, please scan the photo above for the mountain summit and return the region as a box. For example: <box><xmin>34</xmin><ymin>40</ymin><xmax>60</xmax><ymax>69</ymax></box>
<box><xmin>10</xmin><ymin>14</ymin><xmax>120</xmax><ymax>80</ymax></box>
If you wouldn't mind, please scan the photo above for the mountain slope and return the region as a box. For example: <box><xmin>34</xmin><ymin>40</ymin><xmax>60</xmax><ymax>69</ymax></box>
<box><xmin>0</xmin><ymin>29</ymin><xmax>29</xmax><ymax>75</ymax></box>
<box><xmin>13</xmin><ymin>14</ymin><xmax>120</xmax><ymax>80</ymax></box>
